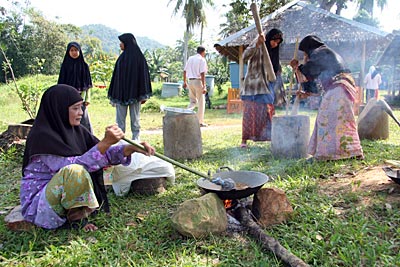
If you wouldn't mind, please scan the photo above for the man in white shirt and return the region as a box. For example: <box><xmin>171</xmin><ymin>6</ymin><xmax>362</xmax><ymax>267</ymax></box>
<box><xmin>183</xmin><ymin>46</ymin><xmax>208</xmax><ymax>127</ymax></box>
<box><xmin>364</xmin><ymin>65</ymin><xmax>382</xmax><ymax>102</ymax></box>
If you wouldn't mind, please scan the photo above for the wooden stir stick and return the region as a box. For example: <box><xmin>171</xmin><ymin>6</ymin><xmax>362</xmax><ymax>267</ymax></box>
<box><xmin>286</xmin><ymin>37</ymin><xmax>299</xmax><ymax>115</ymax></box>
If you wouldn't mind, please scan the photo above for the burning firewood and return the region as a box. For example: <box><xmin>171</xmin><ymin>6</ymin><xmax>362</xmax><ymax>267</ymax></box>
<box><xmin>235</xmin><ymin>207</ymin><xmax>309</xmax><ymax>267</ymax></box>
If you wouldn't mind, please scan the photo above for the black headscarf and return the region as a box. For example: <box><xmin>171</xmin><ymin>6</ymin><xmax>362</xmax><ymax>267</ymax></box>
<box><xmin>22</xmin><ymin>84</ymin><xmax>110</xmax><ymax>212</ymax></box>
<box><xmin>108</xmin><ymin>33</ymin><xmax>152</xmax><ymax>105</ymax></box>
<box><xmin>265</xmin><ymin>28</ymin><xmax>283</xmax><ymax>74</ymax></box>
<box><xmin>298</xmin><ymin>35</ymin><xmax>347</xmax><ymax>87</ymax></box>
<box><xmin>298</xmin><ymin>35</ymin><xmax>325</xmax><ymax>56</ymax></box>
<box><xmin>58</xmin><ymin>42</ymin><xmax>92</xmax><ymax>91</ymax></box>
<box><xmin>23</xmin><ymin>84</ymin><xmax>98</xmax><ymax>170</ymax></box>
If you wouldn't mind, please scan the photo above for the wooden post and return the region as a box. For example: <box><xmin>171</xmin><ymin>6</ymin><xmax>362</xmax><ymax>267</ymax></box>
<box><xmin>360</xmin><ymin>41</ymin><xmax>366</xmax><ymax>103</ymax></box>
<box><xmin>239</xmin><ymin>45</ymin><xmax>244</xmax><ymax>89</ymax></box>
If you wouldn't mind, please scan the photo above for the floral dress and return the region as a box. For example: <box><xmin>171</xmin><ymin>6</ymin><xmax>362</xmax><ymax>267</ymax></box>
<box><xmin>308</xmin><ymin>85</ymin><xmax>363</xmax><ymax>160</ymax></box>
<box><xmin>20</xmin><ymin>145</ymin><xmax>130</xmax><ymax>229</ymax></box>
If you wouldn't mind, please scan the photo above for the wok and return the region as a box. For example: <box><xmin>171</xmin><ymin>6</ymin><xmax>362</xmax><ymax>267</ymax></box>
<box><xmin>121</xmin><ymin>139</ymin><xmax>269</xmax><ymax>199</ymax></box>
<box><xmin>382</xmin><ymin>166</ymin><xmax>400</xmax><ymax>185</ymax></box>
<box><xmin>197</xmin><ymin>167</ymin><xmax>269</xmax><ymax>200</ymax></box>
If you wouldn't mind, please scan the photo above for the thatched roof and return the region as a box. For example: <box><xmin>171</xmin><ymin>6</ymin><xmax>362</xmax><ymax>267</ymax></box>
<box><xmin>375</xmin><ymin>33</ymin><xmax>400</xmax><ymax>90</ymax></box>
<box><xmin>377</xmin><ymin>33</ymin><xmax>400</xmax><ymax>67</ymax></box>
<box><xmin>214</xmin><ymin>0</ymin><xmax>390</xmax><ymax>64</ymax></box>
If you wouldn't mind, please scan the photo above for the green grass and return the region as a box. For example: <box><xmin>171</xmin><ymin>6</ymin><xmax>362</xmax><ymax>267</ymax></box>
<box><xmin>0</xmin><ymin>77</ymin><xmax>400</xmax><ymax>266</ymax></box>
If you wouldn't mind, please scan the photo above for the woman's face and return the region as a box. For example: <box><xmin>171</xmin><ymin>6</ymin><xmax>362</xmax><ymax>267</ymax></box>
<box><xmin>303</xmin><ymin>53</ymin><xmax>309</xmax><ymax>63</ymax></box>
<box><xmin>269</xmin><ymin>39</ymin><xmax>280</xmax><ymax>49</ymax></box>
<box><xmin>69</xmin><ymin>101</ymin><xmax>83</xmax><ymax>126</ymax></box>
<box><xmin>120</xmin><ymin>42</ymin><xmax>125</xmax><ymax>51</ymax></box>
<box><xmin>69</xmin><ymin>46</ymin><xmax>80</xmax><ymax>59</ymax></box>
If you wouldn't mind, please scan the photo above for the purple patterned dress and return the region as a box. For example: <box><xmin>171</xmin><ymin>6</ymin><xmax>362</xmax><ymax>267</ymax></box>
<box><xmin>20</xmin><ymin>145</ymin><xmax>130</xmax><ymax>229</ymax></box>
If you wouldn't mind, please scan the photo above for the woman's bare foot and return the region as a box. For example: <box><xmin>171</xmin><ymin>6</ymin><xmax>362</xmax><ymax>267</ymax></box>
<box><xmin>83</xmin><ymin>223</ymin><xmax>98</xmax><ymax>232</ymax></box>
<box><xmin>67</xmin><ymin>207</ymin><xmax>95</xmax><ymax>222</ymax></box>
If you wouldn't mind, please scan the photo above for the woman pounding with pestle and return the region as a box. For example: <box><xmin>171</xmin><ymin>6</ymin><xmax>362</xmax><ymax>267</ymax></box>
<box><xmin>290</xmin><ymin>35</ymin><xmax>364</xmax><ymax>161</ymax></box>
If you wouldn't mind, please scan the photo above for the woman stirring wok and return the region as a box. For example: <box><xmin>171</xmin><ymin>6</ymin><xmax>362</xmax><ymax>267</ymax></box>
<box><xmin>21</xmin><ymin>84</ymin><xmax>155</xmax><ymax>231</ymax></box>
<box><xmin>290</xmin><ymin>35</ymin><xmax>363</xmax><ymax>161</ymax></box>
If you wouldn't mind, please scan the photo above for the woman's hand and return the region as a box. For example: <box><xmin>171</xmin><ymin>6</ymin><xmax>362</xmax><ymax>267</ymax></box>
<box><xmin>256</xmin><ymin>33</ymin><xmax>265</xmax><ymax>47</ymax></box>
<box><xmin>98</xmin><ymin>124</ymin><xmax>124</xmax><ymax>154</ymax></box>
<box><xmin>290</xmin><ymin>59</ymin><xmax>299</xmax><ymax>69</ymax></box>
<box><xmin>123</xmin><ymin>141</ymin><xmax>156</xmax><ymax>157</ymax></box>
<box><xmin>296</xmin><ymin>90</ymin><xmax>311</xmax><ymax>99</ymax></box>
<box><xmin>104</xmin><ymin>124</ymin><xmax>124</xmax><ymax>144</ymax></box>
<box><xmin>139</xmin><ymin>141</ymin><xmax>155</xmax><ymax>156</ymax></box>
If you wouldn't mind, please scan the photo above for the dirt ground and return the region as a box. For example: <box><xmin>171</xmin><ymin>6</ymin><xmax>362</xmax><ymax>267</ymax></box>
<box><xmin>318</xmin><ymin>165</ymin><xmax>400</xmax><ymax>211</ymax></box>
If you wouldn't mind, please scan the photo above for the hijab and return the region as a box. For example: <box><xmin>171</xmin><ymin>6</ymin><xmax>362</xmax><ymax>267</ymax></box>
<box><xmin>298</xmin><ymin>35</ymin><xmax>325</xmax><ymax>56</ymax></box>
<box><xmin>265</xmin><ymin>28</ymin><xmax>283</xmax><ymax>74</ymax></box>
<box><xmin>108</xmin><ymin>33</ymin><xmax>152</xmax><ymax>105</ymax></box>
<box><xmin>369</xmin><ymin>66</ymin><xmax>379</xmax><ymax>79</ymax></box>
<box><xmin>298</xmin><ymin>35</ymin><xmax>346</xmax><ymax>82</ymax></box>
<box><xmin>368</xmin><ymin>66</ymin><xmax>376</xmax><ymax>75</ymax></box>
<box><xmin>23</xmin><ymin>84</ymin><xmax>98</xmax><ymax>170</ymax></box>
<box><xmin>57</xmin><ymin>42</ymin><xmax>92</xmax><ymax>91</ymax></box>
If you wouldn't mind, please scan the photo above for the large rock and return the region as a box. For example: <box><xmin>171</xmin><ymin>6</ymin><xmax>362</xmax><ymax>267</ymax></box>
<box><xmin>171</xmin><ymin>193</ymin><xmax>227</xmax><ymax>238</ymax></box>
<box><xmin>357</xmin><ymin>99</ymin><xmax>389</xmax><ymax>140</ymax></box>
<box><xmin>4</xmin><ymin>205</ymin><xmax>34</xmax><ymax>231</ymax></box>
<box><xmin>251</xmin><ymin>188</ymin><xmax>293</xmax><ymax>227</ymax></box>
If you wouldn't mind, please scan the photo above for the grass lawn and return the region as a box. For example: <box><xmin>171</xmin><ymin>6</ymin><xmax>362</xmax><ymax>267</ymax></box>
<box><xmin>0</xmin><ymin>78</ymin><xmax>400</xmax><ymax>266</ymax></box>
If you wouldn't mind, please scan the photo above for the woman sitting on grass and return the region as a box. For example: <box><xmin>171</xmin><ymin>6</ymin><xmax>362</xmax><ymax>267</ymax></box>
<box><xmin>20</xmin><ymin>84</ymin><xmax>155</xmax><ymax>231</ymax></box>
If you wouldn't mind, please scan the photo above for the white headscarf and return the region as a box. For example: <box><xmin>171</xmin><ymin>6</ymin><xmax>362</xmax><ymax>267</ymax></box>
<box><xmin>368</xmin><ymin>66</ymin><xmax>376</xmax><ymax>75</ymax></box>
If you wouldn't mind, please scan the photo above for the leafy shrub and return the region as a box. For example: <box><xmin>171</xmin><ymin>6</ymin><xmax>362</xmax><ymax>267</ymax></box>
<box><xmin>141</xmin><ymin>98</ymin><xmax>161</xmax><ymax>113</ymax></box>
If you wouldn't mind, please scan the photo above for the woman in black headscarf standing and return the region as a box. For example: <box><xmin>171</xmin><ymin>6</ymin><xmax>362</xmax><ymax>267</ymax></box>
<box><xmin>290</xmin><ymin>35</ymin><xmax>363</xmax><ymax>161</ymax></box>
<box><xmin>240</xmin><ymin>28</ymin><xmax>283</xmax><ymax>148</ymax></box>
<box><xmin>58</xmin><ymin>42</ymin><xmax>93</xmax><ymax>133</ymax></box>
<box><xmin>21</xmin><ymin>84</ymin><xmax>155</xmax><ymax>231</ymax></box>
<box><xmin>108</xmin><ymin>33</ymin><xmax>152</xmax><ymax>141</ymax></box>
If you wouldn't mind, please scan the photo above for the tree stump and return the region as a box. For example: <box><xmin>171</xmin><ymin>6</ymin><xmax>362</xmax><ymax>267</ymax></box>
<box><xmin>131</xmin><ymin>178</ymin><xmax>166</xmax><ymax>195</ymax></box>
<box><xmin>7</xmin><ymin>120</ymin><xmax>34</xmax><ymax>139</ymax></box>
<box><xmin>163</xmin><ymin>113</ymin><xmax>202</xmax><ymax>160</ymax></box>
<box><xmin>271</xmin><ymin>115</ymin><xmax>310</xmax><ymax>159</ymax></box>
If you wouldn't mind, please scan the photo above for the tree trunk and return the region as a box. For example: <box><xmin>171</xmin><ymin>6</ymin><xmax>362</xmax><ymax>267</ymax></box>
<box><xmin>319</xmin><ymin>0</ymin><xmax>336</xmax><ymax>11</ymax></box>
<box><xmin>235</xmin><ymin>207</ymin><xmax>309</xmax><ymax>267</ymax></box>
<box><xmin>200</xmin><ymin>22</ymin><xmax>204</xmax><ymax>45</ymax></box>
<box><xmin>183</xmin><ymin>31</ymin><xmax>190</xmax><ymax>68</ymax></box>
<box><xmin>360</xmin><ymin>0</ymin><xmax>374</xmax><ymax>15</ymax></box>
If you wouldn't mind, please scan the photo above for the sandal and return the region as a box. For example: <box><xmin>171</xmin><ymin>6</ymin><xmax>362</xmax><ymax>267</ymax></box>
<box><xmin>240</xmin><ymin>143</ymin><xmax>248</xmax><ymax>148</ymax></box>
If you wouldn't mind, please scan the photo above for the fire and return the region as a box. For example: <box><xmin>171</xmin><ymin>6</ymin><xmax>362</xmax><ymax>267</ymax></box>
<box><xmin>224</xmin><ymin>199</ymin><xmax>233</xmax><ymax>209</ymax></box>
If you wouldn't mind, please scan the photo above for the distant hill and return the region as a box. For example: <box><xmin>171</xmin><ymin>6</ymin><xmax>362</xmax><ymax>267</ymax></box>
<box><xmin>80</xmin><ymin>24</ymin><xmax>166</xmax><ymax>55</ymax></box>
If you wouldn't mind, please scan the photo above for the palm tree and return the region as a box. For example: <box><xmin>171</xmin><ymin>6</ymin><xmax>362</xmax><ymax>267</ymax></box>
<box><xmin>359</xmin><ymin>0</ymin><xmax>387</xmax><ymax>16</ymax></box>
<box><xmin>312</xmin><ymin>0</ymin><xmax>387</xmax><ymax>16</ymax></box>
<box><xmin>168</xmin><ymin>0</ymin><xmax>213</xmax><ymax>66</ymax></box>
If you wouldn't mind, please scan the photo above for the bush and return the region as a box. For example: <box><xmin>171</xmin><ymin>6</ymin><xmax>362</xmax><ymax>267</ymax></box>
<box><xmin>141</xmin><ymin>98</ymin><xmax>161</xmax><ymax>113</ymax></box>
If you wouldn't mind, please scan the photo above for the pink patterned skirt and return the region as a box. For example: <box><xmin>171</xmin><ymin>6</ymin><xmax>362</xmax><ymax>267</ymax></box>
<box><xmin>242</xmin><ymin>101</ymin><xmax>274</xmax><ymax>142</ymax></box>
<box><xmin>308</xmin><ymin>85</ymin><xmax>363</xmax><ymax>160</ymax></box>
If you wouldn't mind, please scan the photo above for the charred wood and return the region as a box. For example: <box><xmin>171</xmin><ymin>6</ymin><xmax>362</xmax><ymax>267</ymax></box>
<box><xmin>235</xmin><ymin>207</ymin><xmax>309</xmax><ymax>267</ymax></box>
